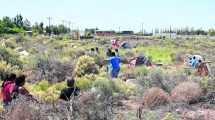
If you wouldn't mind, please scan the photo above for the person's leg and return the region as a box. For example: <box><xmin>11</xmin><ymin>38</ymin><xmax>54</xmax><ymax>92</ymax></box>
<box><xmin>111</xmin><ymin>69</ymin><xmax>120</xmax><ymax>78</ymax></box>
<box><xmin>3</xmin><ymin>101</ymin><xmax>9</xmax><ymax>109</ymax></box>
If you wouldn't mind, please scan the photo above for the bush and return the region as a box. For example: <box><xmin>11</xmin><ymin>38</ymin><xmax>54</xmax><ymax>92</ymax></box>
<box><xmin>75</xmin><ymin>77</ymin><xmax>91</xmax><ymax>90</ymax></box>
<box><xmin>35</xmin><ymin>80</ymin><xmax>49</xmax><ymax>91</ymax></box>
<box><xmin>115</xmin><ymin>79</ymin><xmax>136</xmax><ymax>97</ymax></box>
<box><xmin>87</xmin><ymin>53</ymin><xmax>105</xmax><ymax>68</ymax></box>
<box><xmin>27</xmin><ymin>54</ymin><xmax>75</xmax><ymax>83</ymax></box>
<box><xmin>0</xmin><ymin>47</ymin><xmax>21</xmax><ymax>67</ymax></box>
<box><xmin>0</xmin><ymin>61</ymin><xmax>20</xmax><ymax>80</ymax></box>
<box><xmin>92</xmin><ymin>77</ymin><xmax>113</xmax><ymax>95</ymax></box>
<box><xmin>74</xmin><ymin>55</ymin><xmax>99</xmax><ymax>78</ymax></box>
<box><xmin>143</xmin><ymin>87</ymin><xmax>170</xmax><ymax>109</ymax></box>
<box><xmin>4</xmin><ymin>98</ymin><xmax>72</xmax><ymax>120</ymax></box>
<box><xmin>171</xmin><ymin>81</ymin><xmax>202</xmax><ymax>103</ymax></box>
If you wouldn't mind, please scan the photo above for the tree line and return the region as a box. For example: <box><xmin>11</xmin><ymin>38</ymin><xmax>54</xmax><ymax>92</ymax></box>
<box><xmin>0</xmin><ymin>14</ymin><xmax>69</xmax><ymax>35</ymax></box>
<box><xmin>154</xmin><ymin>27</ymin><xmax>215</xmax><ymax>36</ymax></box>
<box><xmin>1</xmin><ymin>14</ymin><xmax>215</xmax><ymax>36</ymax></box>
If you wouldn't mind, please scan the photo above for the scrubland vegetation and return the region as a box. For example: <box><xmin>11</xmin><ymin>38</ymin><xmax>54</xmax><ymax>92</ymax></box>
<box><xmin>0</xmin><ymin>34</ymin><xmax>214</xmax><ymax>120</ymax></box>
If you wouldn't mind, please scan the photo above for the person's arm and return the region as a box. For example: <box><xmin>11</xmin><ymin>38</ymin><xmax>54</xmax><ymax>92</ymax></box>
<box><xmin>19</xmin><ymin>87</ymin><xmax>34</xmax><ymax>98</ymax></box>
<box><xmin>18</xmin><ymin>87</ymin><xmax>28</xmax><ymax>95</ymax></box>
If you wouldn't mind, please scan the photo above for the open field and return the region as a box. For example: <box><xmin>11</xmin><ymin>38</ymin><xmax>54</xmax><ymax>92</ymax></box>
<box><xmin>0</xmin><ymin>34</ymin><xmax>215</xmax><ymax>120</ymax></box>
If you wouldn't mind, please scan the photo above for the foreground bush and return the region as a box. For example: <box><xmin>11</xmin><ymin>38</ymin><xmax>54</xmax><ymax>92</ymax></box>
<box><xmin>143</xmin><ymin>87</ymin><xmax>170</xmax><ymax>109</ymax></box>
<box><xmin>171</xmin><ymin>81</ymin><xmax>202</xmax><ymax>103</ymax></box>
<box><xmin>74</xmin><ymin>55</ymin><xmax>99</xmax><ymax>78</ymax></box>
<box><xmin>4</xmin><ymin>97</ymin><xmax>72</xmax><ymax>120</ymax></box>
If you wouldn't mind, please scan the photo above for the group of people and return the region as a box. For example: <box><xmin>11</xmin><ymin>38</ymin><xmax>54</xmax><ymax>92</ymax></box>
<box><xmin>90</xmin><ymin>47</ymin><xmax>100</xmax><ymax>54</ymax></box>
<box><xmin>106</xmin><ymin>48</ymin><xmax>119</xmax><ymax>57</ymax></box>
<box><xmin>1</xmin><ymin>74</ymin><xmax>32</xmax><ymax>108</ymax></box>
<box><xmin>189</xmin><ymin>55</ymin><xmax>208</xmax><ymax>76</ymax></box>
<box><xmin>1</xmin><ymin>73</ymin><xmax>80</xmax><ymax>108</ymax></box>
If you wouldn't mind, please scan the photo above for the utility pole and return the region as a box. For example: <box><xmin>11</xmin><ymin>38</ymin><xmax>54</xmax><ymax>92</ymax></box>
<box><xmin>71</xmin><ymin>23</ymin><xmax>74</xmax><ymax>35</ymax></box>
<box><xmin>170</xmin><ymin>25</ymin><xmax>172</xmax><ymax>38</ymax></box>
<box><xmin>67</xmin><ymin>21</ymin><xmax>73</xmax><ymax>33</ymax></box>
<box><xmin>119</xmin><ymin>27</ymin><xmax>121</xmax><ymax>33</ymax></box>
<box><xmin>142</xmin><ymin>22</ymin><xmax>143</xmax><ymax>35</ymax></box>
<box><xmin>47</xmin><ymin>18</ymin><xmax>52</xmax><ymax>36</ymax></box>
<box><xmin>62</xmin><ymin>20</ymin><xmax>65</xmax><ymax>26</ymax></box>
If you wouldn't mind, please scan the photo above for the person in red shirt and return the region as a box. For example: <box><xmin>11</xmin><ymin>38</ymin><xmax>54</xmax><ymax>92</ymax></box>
<box><xmin>1</xmin><ymin>74</ymin><xmax>16</xmax><ymax>108</ymax></box>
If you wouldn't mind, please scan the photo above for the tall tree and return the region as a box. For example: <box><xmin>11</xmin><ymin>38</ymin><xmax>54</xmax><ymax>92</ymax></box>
<box><xmin>38</xmin><ymin>22</ymin><xmax>44</xmax><ymax>34</ymax></box>
<box><xmin>14</xmin><ymin>14</ymin><xmax>24</xmax><ymax>28</ymax></box>
<box><xmin>23</xmin><ymin>19</ymin><xmax>31</xmax><ymax>30</ymax></box>
<box><xmin>58</xmin><ymin>24</ymin><xmax>67</xmax><ymax>34</ymax></box>
<box><xmin>2</xmin><ymin>16</ymin><xmax>14</xmax><ymax>28</ymax></box>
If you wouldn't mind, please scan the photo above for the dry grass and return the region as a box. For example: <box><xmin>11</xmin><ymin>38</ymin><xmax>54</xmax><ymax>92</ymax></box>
<box><xmin>171</xmin><ymin>81</ymin><xmax>202</xmax><ymax>103</ymax></box>
<box><xmin>143</xmin><ymin>87</ymin><xmax>171</xmax><ymax>109</ymax></box>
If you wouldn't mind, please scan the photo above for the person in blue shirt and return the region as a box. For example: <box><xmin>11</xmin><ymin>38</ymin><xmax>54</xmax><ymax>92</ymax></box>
<box><xmin>104</xmin><ymin>52</ymin><xmax>121</xmax><ymax>78</ymax></box>
<box><xmin>189</xmin><ymin>56</ymin><xmax>197</xmax><ymax>67</ymax></box>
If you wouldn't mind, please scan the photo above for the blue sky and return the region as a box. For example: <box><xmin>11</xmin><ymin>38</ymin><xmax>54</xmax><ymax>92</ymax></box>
<box><xmin>0</xmin><ymin>0</ymin><xmax>214</xmax><ymax>32</ymax></box>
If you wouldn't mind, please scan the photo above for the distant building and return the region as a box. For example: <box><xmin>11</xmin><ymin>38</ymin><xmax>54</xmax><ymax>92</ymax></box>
<box><xmin>122</xmin><ymin>31</ymin><xmax>134</xmax><ymax>35</ymax></box>
<box><xmin>116</xmin><ymin>31</ymin><xmax>134</xmax><ymax>35</ymax></box>
<box><xmin>26</xmin><ymin>31</ymin><xmax>33</xmax><ymax>36</ymax></box>
<box><xmin>95</xmin><ymin>30</ymin><xmax>115</xmax><ymax>36</ymax></box>
<box><xmin>153</xmin><ymin>33</ymin><xmax>177</xmax><ymax>38</ymax></box>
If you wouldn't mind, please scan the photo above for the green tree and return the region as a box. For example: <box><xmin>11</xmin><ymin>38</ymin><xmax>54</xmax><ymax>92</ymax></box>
<box><xmin>2</xmin><ymin>16</ymin><xmax>14</xmax><ymax>28</ymax></box>
<box><xmin>195</xmin><ymin>29</ymin><xmax>206</xmax><ymax>35</ymax></box>
<box><xmin>13</xmin><ymin>14</ymin><xmax>24</xmax><ymax>28</ymax></box>
<box><xmin>85</xmin><ymin>28</ymin><xmax>98</xmax><ymax>36</ymax></box>
<box><xmin>58</xmin><ymin>24</ymin><xmax>67</xmax><ymax>34</ymax></box>
<box><xmin>209</xmin><ymin>29</ymin><xmax>215</xmax><ymax>36</ymax></box>
<box><xmin>23</xmin><ymin>19</ymin><xmax>31</xmax><ymax>30</ymax></box>
<box><xmin>38</xmin><ymin>22</ymin><xmax>44</xmax><ymax>34</ymax></box>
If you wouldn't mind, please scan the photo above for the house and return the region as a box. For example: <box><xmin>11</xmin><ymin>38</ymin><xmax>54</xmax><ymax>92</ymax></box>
<box><xmin>95</xmin><ymin>30</ymin><xmax>115</xmax><ymax>36</ymax></box>
<box><xmin>26</xmin><ymin>31</ymin><xmax>33</xmax><ymax>36</ymax></box>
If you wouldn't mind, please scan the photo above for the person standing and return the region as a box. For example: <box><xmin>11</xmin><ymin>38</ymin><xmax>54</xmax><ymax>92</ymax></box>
<box><xmin>115</xmin><ymin>49</ymin><xmax>119</xmax><ymax>57</ymax></box>
<box><xmin>104</xmin><ymin>52</ymin><xmax>121</xmax><ymax>78</ymax></box>
<box><xmin>106</xmin><ymin>48</ymin><xmax>112</xmax><ymax>57</ymax></box>
<box><xmin>95</xmin><ymin>47</ymin><xmax>100</xmax><ymax>54</ymax></box>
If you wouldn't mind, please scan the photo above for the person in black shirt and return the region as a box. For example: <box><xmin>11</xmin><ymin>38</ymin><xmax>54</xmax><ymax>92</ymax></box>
<box><xmin>106</xmin><ymin>48</ymin><xmax>112</xmax><ymax>57</ymax></box>
<box><xmin>59</xmin><ymin>77</ymin><xmax>80</xmax><ymax>101</ymax></box>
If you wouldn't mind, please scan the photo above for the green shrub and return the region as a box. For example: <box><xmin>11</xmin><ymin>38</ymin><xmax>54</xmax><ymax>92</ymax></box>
<box><xmin>0</xmin><ymin>47</ymin><xmax>21</xmax><ymax>67</ymax></box>
<box><xmin>92</xmin><ymin>77</ymin><xmax>113</xmax><ymax>95</ymax></box>
<box><xmin>87</xmin><ymin>53</ymin><xmax>105</xmax><ymax>68</ymax></box>
<box><xmin>161</xmin><ymin>112</ymin><xmax>180</xmax><ymax>120</ymax></box>
<box><xmin>115</xmin><ymin>79</ymin><xmax>136</xmax><ymax>97</ymax></box>
<box><xmin>0</xmin><ymin>61</ymin><xmax>20</xmax><ymax>80</ymax></box>
<box><xmin>35</xmin><ymin>80</ymin><xmax>50</xmax><ymax>91</ymax></box>
<box><xmin>74</xmin><ymin>55</ymin><xmax>99</xmax><ymax>78</ymax></box>
<box><xmin>75</xmin><ymin>77</ymin><xmax>91</xmax><ymax>90</ymax></box>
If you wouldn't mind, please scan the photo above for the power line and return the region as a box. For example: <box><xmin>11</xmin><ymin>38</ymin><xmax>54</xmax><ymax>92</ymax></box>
<box><xmin>67</xmin><ymin>21</ymin><xmax>73</xmax><ymax>33</ymax></box>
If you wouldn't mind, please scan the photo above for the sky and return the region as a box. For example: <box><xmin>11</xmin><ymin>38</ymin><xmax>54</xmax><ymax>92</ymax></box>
<box><xmin>0</xmin><ymin>0</ymin><xmax>214</xmax><ymax>32</ymax></box>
